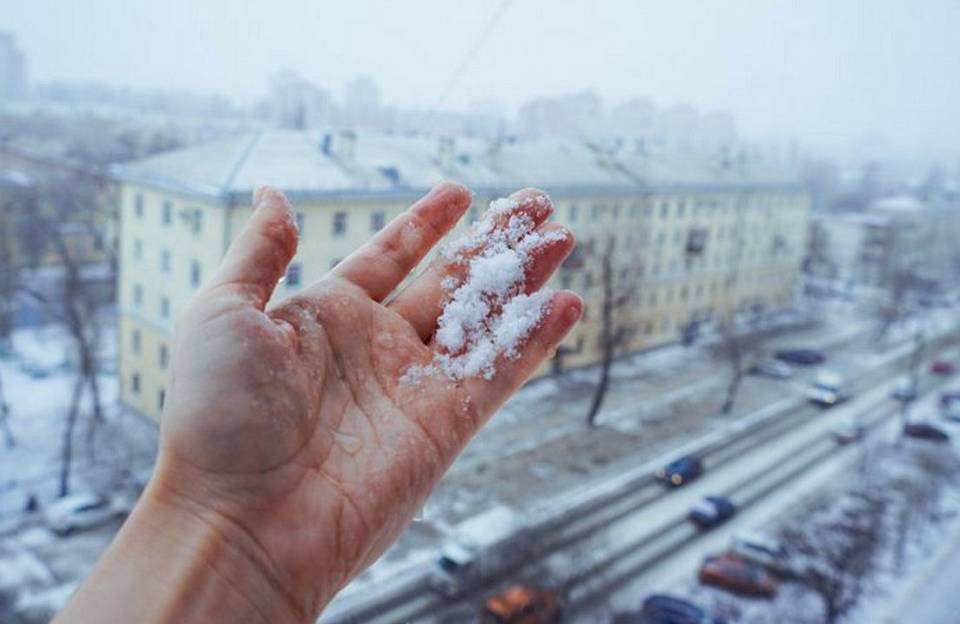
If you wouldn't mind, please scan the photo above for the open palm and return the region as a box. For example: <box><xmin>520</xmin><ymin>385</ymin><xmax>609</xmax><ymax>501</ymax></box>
<box><xmin>153</xmin><ymin>183</ymin><xmax>580</xmax><ymax>618</ymax></box>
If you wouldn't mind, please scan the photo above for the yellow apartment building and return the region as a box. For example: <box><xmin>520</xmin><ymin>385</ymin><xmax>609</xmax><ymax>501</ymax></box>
<box><xmin>113</xmin><ymin>131</ymin><xmax>809</xmax><ymax>421</ymax></box>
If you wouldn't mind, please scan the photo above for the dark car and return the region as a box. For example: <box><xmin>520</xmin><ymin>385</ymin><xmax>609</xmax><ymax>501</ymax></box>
<box><xmin>655</xmin><ymin>456</ymin><xmax>704</xmax><ymax>487</ymax></box>
<box><xmin>689</xmin><ymin>495</ymin><xmax>736</xmax><ymax>529</ymax></box>
<box><xmin>940</xmin><ymin>391</ymin><xmax>960</xmax><ymax>409</ymax></box>
<box><xmin>903</xmin><ymin>422</ymin><xmax>950</xmax><ymax>443</ymax></box>
<box><xmin>931</xmin><ymin>360</ymin><xmax>956</xmax><ymax>376</ymax></box>
<box><xmin>698</xmin><ymin>554</ymin><xmax>778</xmax><ymax>598</ymax></box>
<box><xmin>637</xmin><ymin>594</ymin><xmax>719</xmax><ymax>624</ymax></box>
<box><xmin>774</xmin><ymin>349</ymin><xmax>825</xmax><ymax>366</ymax></box>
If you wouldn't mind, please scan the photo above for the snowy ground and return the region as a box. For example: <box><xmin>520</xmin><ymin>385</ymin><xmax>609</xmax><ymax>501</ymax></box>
<box><xmin>0</xmin><ymin>317</ymin><xmax>157</xmax><ymax>622</ymax></box>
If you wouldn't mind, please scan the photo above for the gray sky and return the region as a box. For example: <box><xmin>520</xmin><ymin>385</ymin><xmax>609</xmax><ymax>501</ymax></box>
<box><xmin>3</xmin><ymin>0</ymin><xmax>959</xmax><ymax>155</ymax></box>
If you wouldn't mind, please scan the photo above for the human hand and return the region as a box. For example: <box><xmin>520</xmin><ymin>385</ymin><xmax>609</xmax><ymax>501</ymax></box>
<box><xmin>139</xmin><ymin>182</ymin><xmax>579</xmax><ymax>621</ymax></box>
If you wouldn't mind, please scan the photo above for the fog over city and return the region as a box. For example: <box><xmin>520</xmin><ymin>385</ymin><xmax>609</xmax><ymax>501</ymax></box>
<box><xmin>5</xmin><ymin>3</ymin><xmax>960</xmax><ymax>624</ymax></box>
<box><xmin>3</xmin><ymin>0</ymin><xmax>960</xmax><ymax>155</ymax></box>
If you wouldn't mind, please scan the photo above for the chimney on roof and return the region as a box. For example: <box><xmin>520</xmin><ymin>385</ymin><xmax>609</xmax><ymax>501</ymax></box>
<box><xmin>321</xmin><ymin>129</ymin><xmax>357</xmax><ymax>161</ymax></box>
<box><xmin>437</xmin><ymin>135</ymin><xmax>456</xmax><ymax>171</ymax></box>
<box><xmin>486</xmin><ymin>138</ymin><xmax>502</xmax><ymax>169</ymax></box>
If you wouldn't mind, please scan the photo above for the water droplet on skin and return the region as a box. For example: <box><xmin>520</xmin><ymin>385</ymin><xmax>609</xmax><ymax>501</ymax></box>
<box><xmin>335</xmin><ymin>430</ymin><xmax>363</xmax><ymax>455</ymax></box>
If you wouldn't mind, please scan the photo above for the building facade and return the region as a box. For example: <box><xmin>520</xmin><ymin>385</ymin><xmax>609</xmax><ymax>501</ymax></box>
<box><xmin>113</xmin><ymin>131</ymin><xmax>809</xmax><ymax>421</ymax></box>
<box><xmin>0</xmin><ymin>32</ymin><xmax>27</xmax><ymax>98</ymax></box>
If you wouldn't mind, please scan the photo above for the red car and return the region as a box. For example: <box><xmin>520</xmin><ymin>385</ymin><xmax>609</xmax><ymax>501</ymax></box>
<box><xmin>931</xmin><ymin>361</ymin><xmax>955</xmax><ymax>375</ymax></box>
<box><xmin>699</xmin><ymin>554</ymin><xmax>778</xmax><ymax>598</ymax></box>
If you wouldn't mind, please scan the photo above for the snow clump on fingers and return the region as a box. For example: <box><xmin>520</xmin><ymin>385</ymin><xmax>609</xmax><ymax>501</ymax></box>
<box><xmin>406</xmin><ymin>193</ymin><xmax>565</xmax><ymax>382</ymax></box>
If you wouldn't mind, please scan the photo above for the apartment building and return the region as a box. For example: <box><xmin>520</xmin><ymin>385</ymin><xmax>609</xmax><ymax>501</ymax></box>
<box><xmin>113</xmin><ymin>130</ymin><xmax>809</xmax><ymax>420</ymax></box>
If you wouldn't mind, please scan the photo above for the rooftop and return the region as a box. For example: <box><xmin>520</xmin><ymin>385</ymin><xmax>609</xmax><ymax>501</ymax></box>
<box><xmin>113</xmin><ymin>130</ymin><xmax>803</xmax><ymax>202</ymax></box>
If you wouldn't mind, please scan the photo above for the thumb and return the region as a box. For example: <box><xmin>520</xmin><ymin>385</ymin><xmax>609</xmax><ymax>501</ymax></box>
<box><xmin>206</xmin><ymin>186</ymin><xmax>299</xmax><ymax>310</ymax></box>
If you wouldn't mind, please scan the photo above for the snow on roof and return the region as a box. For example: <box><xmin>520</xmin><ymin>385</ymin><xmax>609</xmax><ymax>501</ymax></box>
<box><xmin>870</xmin><ymin>195</ymin><xmax>926</xmax><ymax>213</ymax></box>
<box><xmin>826</xmin><ymin>211</ymin><xmax>892</xmax><ymax>227</ymax></box>
<box><xmin>113</xmin><ymin>130</ymin><xmax>803</xmax><ymax>201</ymax></box>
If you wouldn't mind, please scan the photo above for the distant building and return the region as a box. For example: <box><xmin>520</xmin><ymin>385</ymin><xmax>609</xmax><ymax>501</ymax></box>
<box><xmin>0</xmin><ymin>32</ymin><xmax>27</xmax><ymax>98</ymax></box>
<box><xmin>808</xmin><ymin>195</ymin><xmax>960</xmax><ymax>298</ymax></box>
<box><xmin>113</xmin><ymin>131</ymin><xmax>809</xmax><ymax>421</ymax></box>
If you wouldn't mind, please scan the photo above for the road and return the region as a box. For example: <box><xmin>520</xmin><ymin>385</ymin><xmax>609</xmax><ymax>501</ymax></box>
<box><xmin>323</xmin><ymin>322</ymin><xmax>960</xmax><ymax>623</ymax></box>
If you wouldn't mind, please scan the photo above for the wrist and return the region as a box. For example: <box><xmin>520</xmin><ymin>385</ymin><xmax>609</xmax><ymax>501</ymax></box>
<box><xmin>57</xmin><ymin>463</ymin><xmax>312</xmax><ymax>624</ymax></box>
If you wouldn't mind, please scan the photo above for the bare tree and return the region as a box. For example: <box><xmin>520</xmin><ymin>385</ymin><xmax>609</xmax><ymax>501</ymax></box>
<box><xmin>780</xmin><ymin>490</ymin><xmax>888</xmax><ymax>624</ymax></box>
<box><xmin>0</xmin><ymin>372</ymin><xmax>13</xmax><ymax>448</ymax></box>
<box><xmin>17</xmin><ymin>177</ymin><xmax>111</xmax><ymax>496</ymax></box>
<box><xmin>713</xmin><ymin>318</ymin><xmax>763</xmax><ymax>415</ymax></box>
<box><xmin>895</xmin><ymin>329</ymin><xmax>926</xmax><ymax>430</ymax></box>
<box><xmin>585</xmin><ymin>239</ymin><xmax>638</xmax><ymax>427</ymax></box>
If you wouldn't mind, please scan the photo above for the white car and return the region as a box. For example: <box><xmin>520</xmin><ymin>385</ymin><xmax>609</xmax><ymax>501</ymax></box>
<box><xmin>44</xmin><ymin>493</ymin><xmax>126</xmax><ymax>536</ymax></box>
<box><xmin>730</xmin><ymin>532</ymin><xmax>797</xmax><ymax>577</ymax></box>
<box><xmin>891</xmin><ymin>378</ymin><xmax>918</xmax><ymax>402</ymax></box>
<box><xmin>751</xmin><ymin>358</ymin><xmax>794</xmax><ymax>379</ymax></box>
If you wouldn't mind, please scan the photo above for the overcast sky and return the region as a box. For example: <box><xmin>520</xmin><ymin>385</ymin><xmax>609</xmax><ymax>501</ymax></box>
<box><xmin>3</xmin><ymin>0</ymin><xmax>959</xmax><ymax>155</ymax></box>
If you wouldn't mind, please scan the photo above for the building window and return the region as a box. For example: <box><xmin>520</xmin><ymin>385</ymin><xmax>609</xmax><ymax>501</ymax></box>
<box><xmin>131</xmin><ymin>372</ymin><xmax>141</xmax><ymax>395</ymax></box>
<box><xmin>590</xmin><ymin>204</ymin><xmax>602</xmax><ymax>221</ymax></box>
<box><xmin>133</xmin><ymin>239</ymin><xmax>143</xmax><ymax>261</ymax></box>
<box><xmin>191</xmin><ymin>209</ymin><xmax>203</xmax><ymax>235</ymax></box>
<box><xmin>296</xmin><ymin>212</ymin><xmax>305</xmax><ymax>233</ymax></box>
<box><xmin>371</xmin><ymin>211</ymin><xmax>385</xmax><ymax>232</ymax></box>
<box><xmin>133</xmin><ymin>284</ymin><xmax>143</xmax><ymax>306</ymax></box>
<box><xmin>584</xmin><ymin>272</ymin><xmax>593</xmax><ymax>289</ymax></box>
<box><xmin>286</xmin><ymin>263</ymin><xmax>302</xmax><ymax>287</ymax></box>
<box><xmin>162</xmin><ymin>200</ymin><xmax>173</xmax><ymax>225</ymax></box>
<box><xmin>134</xmin><ymin>193</ymin><xmax>144</xmax><ymax>218</ymax></box>
<box><xmin>677</xmin><ymin>201</ymin><xmax>686</xmax><ymax>218</ymax></box>
<box><xmin>161</xmin><ymin>249</ymin><xmax>171</xmax><ymax>272</ymax></box>
<box><xmin>333</xmin><ymin>211</ymin><xmax>347</xmax><ymax>236</ymax></box>
<box><xmin>157</xmin><ymin>388</ymin><xmax>166</xmax><ymax>410</ymax></box>
<box><xmin>132</xmin><ymin>329</ymin><xmax>141</xmax><ymax>354</ymax></box>
<box><xmin>569</xmin><ymin>204</ymin><xmax>578</xmax><ymax>222</ymax></box>
<box><xmin>330</xmin><ymin>258</ymin><xmax>342</xmax><ymax>269</ymax></box>
<box><xmin>660</xmin><ymin>201</ymin><xmax>669</xmax><ymax>218</ymax></box>
<box><xmin>160</xmin><ymin>296</ymin><xmax>170</xmax><ymax>319</ymax></box>
<box><xmin>159</xmin><ymin>344</ymin><xmax>168</xmax><ymax>369</ymax></box>
<box><xmin>612</xmin><ymin>204</ymin><xmax>621</xmax><ymax>220</ymax></box>
<box><xmin>190</xmin><ymin>260</ymin><xmax>201</xmax><ymax>288</ymax></box>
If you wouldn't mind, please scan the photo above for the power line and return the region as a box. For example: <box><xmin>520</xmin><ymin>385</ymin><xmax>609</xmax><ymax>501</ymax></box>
<box><xmin>434</xmin><ymin>0</ymin><xmax>513</xmax><ymax>110</ymax></box>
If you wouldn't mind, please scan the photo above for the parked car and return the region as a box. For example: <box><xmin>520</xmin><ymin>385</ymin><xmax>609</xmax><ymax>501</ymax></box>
<box><xmin>931</xmin><ymin>360</ymin><xmax>956</xmax><ymax>376</ymax></box>
<box><xmin>44</xmin><ymin>493</ymin><xmax>126</xmax><ymax>536</ymax></box>
<box><xmin>774</xmin><ymin>349</ymin><xmax>825</xmax><ymax>366</ymax></box>
<box><xmin>482</xmin><ymin>586</ymin><xmax>562</xmax><ymax>624</ymax></box>
<box><xmin>903</xmin><ymin>422</ymin><xmax>950</xmax><ymax>443</ymax></box>
<box><xmin>807</xmin><ymin>369</ymin><xmax>852</xmax><ymax>406</ymax></box>
<box><xmin>698</xmin><ymin>554</ymin><xmax>778</xmax><ymax>598</ymax></box>
<box><xmin>637</xmin><ymin>594</ymin><xmax>720</xmax><ymax>624</ymax></box>
<box><xmin>891</xmin><ymin>378</ymin><xmax>918</xmax><ymax>402</ymax></box>
<box><xmin>729</xmin><ymin>532</ymin><xmax>797</xmax><ymax>577</ymax></box>
<box><xmin>18</xmin><ymin>360</ymin><xmax>51</xmax><ymax>380</ymax></box>
<box><xmin>689</xmin><ymin>496</ymin><xmax>736</xmax><ymax>529</ymax></box>
<box><xmin>941</xmin><ymin>399</ymin><xmax>960</xmax><ymax>422</ymax></box>
<box><xmin>831</xmin><ymin>419</ymin><xmax>866</xmax><ymax>445</ymax></box>
<box><xmin>749</xmin><ymin>358</ymin><xmax>794</xmax><ymax>379</ymax></box>
<box><xmin>940</xmin><ymin>391</ymin><xmax>960</xmax><ymax>409</ymax></box>
<box><xmin>655</xmin><ymin>456</ymin><xmax>704</xmax><ymax>487</ymax></box>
